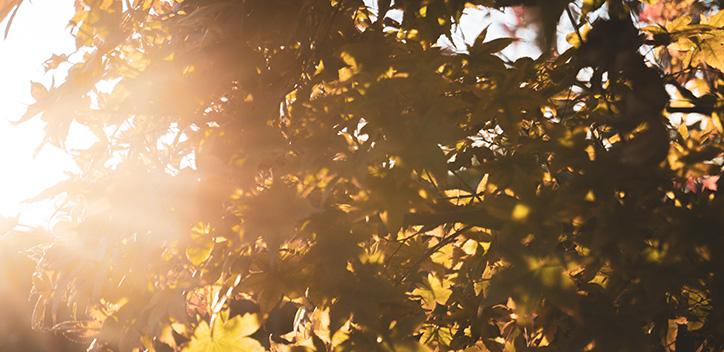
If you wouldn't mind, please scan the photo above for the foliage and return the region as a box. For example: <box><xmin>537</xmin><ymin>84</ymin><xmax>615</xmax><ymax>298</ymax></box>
<box><xmin>183</xmin><ymin>312</ymin><xmax>264</xmax><ymax>352</ymax></box>
<box><xmin>0</xmin><ymin>226</ymin><xmax>82</xmax><ymax>351</ymax></box>
<box><xmin>8</xmin><ymin>0</ymin><xmax>724</xmax><ymax>351</ymax></box>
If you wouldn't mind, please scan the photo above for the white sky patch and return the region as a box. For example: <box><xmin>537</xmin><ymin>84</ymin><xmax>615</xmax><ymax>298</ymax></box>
<box><xmin>0</xmin><ymin>0</ymin><xmax>78</xmax><ymax>227</ymax></box>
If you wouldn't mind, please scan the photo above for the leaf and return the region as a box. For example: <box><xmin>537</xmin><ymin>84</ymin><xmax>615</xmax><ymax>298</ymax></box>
<box><xmin>412</xmin><ymin>273</ymin><xmax>453</xmax><ymax>310</ymax></box>
<box><xmin>666</xmin><ymin>16</ymin><xmax>692</xmax><ymax>32</ymax></box>
<box><xmin>338</xmin><ymin>67</ymin><xmax>354</xmax><ymax>82</ymax></box>
<box><xmin>428</xmin><ymin>273</ymin><xmax>452</xmax><ymax>305</ymax></box>
<box><xmin>472</xmin><ymin>37</ymin><xmax>516</xmax><ymax>55</ymax></box>
<box><xmin>511</xmin><ymin>203</ymin><xmax>530</xmax><ymax>221</ymax></box>
<box><xmin>183</xmin><ymin>312</ymin><xmax>264</xmax><ymax>352</ymax></box>
<box><xmin>13</xmin><ymin>0</ymin><xmax>724</xmax><ymax>351</ymax></box>
<box><xmin>582</xmin><ymin>0</ymin><xmax>605</xmax><ymax>16</ymax></box>
<box><xmin>51</xmin><ymin>320</ymin><xmax>102</xmax><ymax>343</ymax></box>
<box><xmin>186</xmin><ymin>222</ymin><xmax>215</xmax><ymax>265</ymax></box>
<box><xmin>30</xmin><ymin>82</ymin><xmax>49</xmax><ymax>101</ymax></box>
<box><xmin>186</xmin><ymin>243</ymin><xmax>213</xmax><ymax>266</ymax></box>
<box><xmin>472</xmin><ymin>25</ymin><xmax>489</xmax><ymax>48</ymax></box>
<box><xmin>43</xmin><ymin>54</ymin><xmax>68</xmax><ymax>71</ymax></box>
<box><xmin>232</xmin><ymin>312</ymin><xmax>262</xmax><ymax>337</ymax></box>
<box><xmin>566</xmin><ymin>23</ymin><xmax>590</xmax><ymax>48</ymax></box>
<box><xmin>702</xmin><ymin>10</ymin><xmax>724</xmax><ymax>28</ymax></box>
<box><xmin>693</xmin><ymin>35</ymin><xmax>724</xmax><ymax>71</ymax></box>
<box><xmin>475</xmin><ymin>173</ymin><xmax>489</xmax><ymax>195</ymax></box>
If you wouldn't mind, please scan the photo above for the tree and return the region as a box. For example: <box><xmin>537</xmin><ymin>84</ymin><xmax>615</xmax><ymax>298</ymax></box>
<box><xmin>7</xmin><ymin>0</ymin><xmax>724</xmax><ymax>350</ymax></box>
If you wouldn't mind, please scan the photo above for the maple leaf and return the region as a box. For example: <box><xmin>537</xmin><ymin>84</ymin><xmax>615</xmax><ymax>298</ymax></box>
<box><xmin>184</xmin><ymin>312</ymin><xmax>264</xmax><ymax>352</ymax></box>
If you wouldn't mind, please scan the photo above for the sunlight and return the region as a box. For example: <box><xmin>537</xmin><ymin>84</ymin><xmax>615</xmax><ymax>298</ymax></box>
<box><xmin>0</xmin><ymin>0</ymin><xmax>538</xmax><ymax>232</ymax></box>
<box><xmin>0</xmin><ymin>1</ymin><xmax>719</xmax><ymax>350</ymax></box>
<box><xmin>0</xmin><ymin>0</ymin><xmax>82</xmax><ymax>228</ymax></box>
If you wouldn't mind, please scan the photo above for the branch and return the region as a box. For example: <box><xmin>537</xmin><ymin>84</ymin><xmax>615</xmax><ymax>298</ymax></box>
<box><xmin>666</xmin><ymin>106</ymin><xmax>716</xmax><ymax>115</ymax></box>
<box><xmin>403</xmin><ymin>206</ymin><xmax>503</xmax><ymax>230</ymax></box>
<box><xmin>565</xmin><ymin>4</ymin><xmax>583</xmax><ymax>45</ymax></box>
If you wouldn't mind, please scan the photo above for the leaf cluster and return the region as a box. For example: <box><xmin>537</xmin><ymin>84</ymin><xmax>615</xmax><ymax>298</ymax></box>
<box><xmin>9</xmin><ymin>0</ymin><xmax>724</xmax><ymax>351</ymax></box>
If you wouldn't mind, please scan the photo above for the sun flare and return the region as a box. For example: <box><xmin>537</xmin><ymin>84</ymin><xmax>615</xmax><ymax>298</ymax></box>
<box><xmin>0</xmin><ymin>0</ymin><xmax>721</xmax><ymax>351</ymax></box>
<box><xmin>0</xmin><ymin>0</ymin><xmax>85</xmax><ymax>227</ymax></box>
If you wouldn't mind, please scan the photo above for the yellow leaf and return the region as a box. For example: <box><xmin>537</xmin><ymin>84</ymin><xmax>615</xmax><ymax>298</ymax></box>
<box><xmin>226</xmin><ymin>313</ymin><xmax>261</xmax><ymax>338</ymax></box>
<box><xmin>428</xmin><ymin>273</ymin><xmax>452</xmax><ymax>305</ymax></box>
<box><xmin>511</xmin><ymin>203</ymin><xmax>530</xmax><ymax>221</ymax></box>
<box><xmin>585</xmin><ymin>190</ymin><xmax>596</xmax><ymax>202</ymax></box>
<box><xmin>678</xmin><ymin>123</ymin><xmax>689</xmax><ymax>140</ymax></box>
<box><xmin>186</xmin><ymin>243</ymin><xmax>213</xmax><ymax>266</ymax></box>
<box><xmin>462</xmin><ymin>239</ymin><xmax>478</xmax><ymax>255</ymax></box>
<box><xmin>418</xmin><ymin>5</ymin><xmax>427</xmax><ymax>17</ymax></box>
<box><xmin>186</xmin><ymin>223</ymin><xmax>214</xmax><ymax>266</ymax></box>
<box><xmin>183</xmin><ymin>313</ymin><xmax>263</xmax><ymax>352</ymax></box>
<box><xmin>566</xmin><ymin>23</ymin><xmax>591</xmax><ymax>48</ymax></box>
<box><xmin>444</xmin><ymin>188</ymin><xmax>473</xmax><ymax>205</ymax></box>
<box><xmin>430</xmin><ymin>243</ymin><xmax>454</xmax><ymax>268</ymax></box>
<box><xmin>702</xmin><ymin>10</ymin><xmax>724</xmax><ymax>27</ymax></box>
<box><xmin>411</xmin><ymin>273</ymin><xmax>452</xmax><ymax>310</ymax></box>
<box><xmin>666</xmin><ymin>16</ymin><xmax>692</xmax><ymax>32</ymax></box>
<box><xmin>340</xmin><ymin>51</ymin><xmax>357</xmax><ymax>68</ymax></box>
<box><xmin>338</xmin><ymin>67</ymin><xmax>353</xmax><ymax>82</ymax></box>
<box><xmin>314</xmin><ymin>59</ymin><xmax>325</xmax><ymax>76</ymax></box>
<box><xmin>332</xmin><ymin>328</ymin><xmax>350</xmax><ymax>347</ymax></box>
<box><xmin>475</xmin><ymin>173</ymin><xmax>489</xmax><ymax>195</ymax></box>
<box><xmin>411</xmin><ymin>288</ymin><xmax>434</xmax><ymax>310</ymax></box>
<box><xmin>694</xmin><ymin>36</ymin><xmax>724</xmax><ymax>72</ymax></box>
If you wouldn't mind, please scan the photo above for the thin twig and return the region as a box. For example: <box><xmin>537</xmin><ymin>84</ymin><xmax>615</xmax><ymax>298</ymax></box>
<box><xmin>451</xmin><ymin>169</ymin><xmax>484</xmax><ymax>203</ymax></box>
<box><xmin>565</xmin><ymin>5</ymin><xmax>583</xmax><ymax>45</ymax></box>
<box><xmin>3</xmin><ymin>0</ymin><xmax>23</xmax><ymax>39</ymax></box>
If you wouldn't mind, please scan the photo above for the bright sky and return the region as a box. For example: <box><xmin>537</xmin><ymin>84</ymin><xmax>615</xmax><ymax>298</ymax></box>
<box><xmin>0</xmin><ymin>0</ymin><xmax>76</xmax><ymax>227</ymax></box>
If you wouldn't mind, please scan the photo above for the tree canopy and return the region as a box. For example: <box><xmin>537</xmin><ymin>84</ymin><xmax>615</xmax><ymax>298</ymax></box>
<box><xmin>5</xmin><ymin>0</ymin><xmax>724</xmax><ymax>351</ymax></box>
